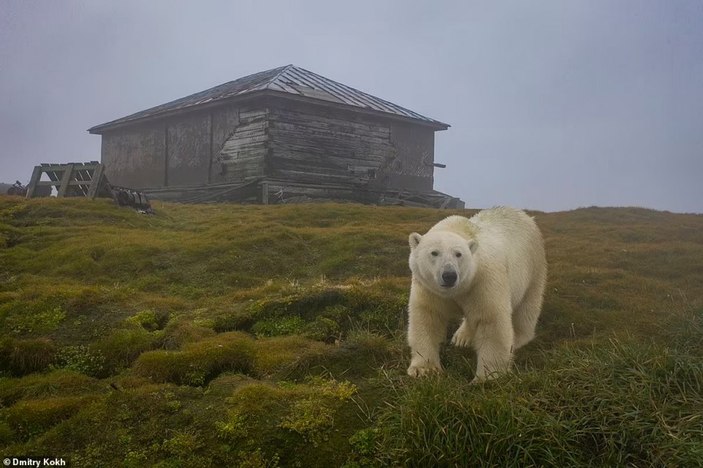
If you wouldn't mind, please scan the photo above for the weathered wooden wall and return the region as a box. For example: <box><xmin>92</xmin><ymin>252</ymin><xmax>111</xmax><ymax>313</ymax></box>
<box><xmin>101</xmin><ymin>104</ymin><xmax>264</xmax><ymax>189</ymax></box>
<box><xmin>101</xmin><ymin>123</ymin><xmax>165</xmax><ymax>188</ymax></box>
<box><xmin>166</xmin><ymin>112</ymin><xmax>211</xmax><ymax>186</ymax></box>
<box><xmin>387</xmin><ymin>122</ymin><xmax>435</xmax><ymax>192</ymax></box>
<box><xmin>100</xmin><ymin>98</ymin><xmax>437</xmax><ymax>195</ymax></box>
<box><xmin>266</xmin><ymin>100</ymin><xmax>435</xmax><ymax>192</ymax></box>
<box><xmin>267</xmin><ymin>100</ymin><xmax>393</xmax><ymax>186</ymax></box>
<box><xmin>210</xmin><ymin>106</ymin><xmax>240</xmax><ymax>184</ymax></box>
<box><xmin>218</xmin><ymin>107</ymin><xmax>268</xmax><ymax>182</ymax></box>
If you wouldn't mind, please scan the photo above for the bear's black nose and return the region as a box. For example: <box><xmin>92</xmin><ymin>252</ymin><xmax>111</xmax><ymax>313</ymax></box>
<box><xmin>441</xmin><ymin>271</ymin><xmax>457</xmax><ymax>287</ymax></box>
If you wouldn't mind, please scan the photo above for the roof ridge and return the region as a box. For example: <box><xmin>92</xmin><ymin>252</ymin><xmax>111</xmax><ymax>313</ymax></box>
<box><xmin>88</xmin><ymin>65</ymin><xmax>449</xmax><ymax>133</ymax></box>
<box><xmin>287</xmin><ymin>66</ymin><xmax>435</xmax><ymax>122</ymax></box>
<box><xmin>264</xmin><ymin>64</ymin><xmax>295</xmax><ymax>90</ymax></box>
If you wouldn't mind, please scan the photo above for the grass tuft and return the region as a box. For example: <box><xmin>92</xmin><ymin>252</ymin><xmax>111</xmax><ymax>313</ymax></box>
<box><xmin>0</xmin><ymin>338</ymin><xmax>57</xmax><ymax>376</ymax></box>
<box><xmin>371</xmin><ymin>337</ymin><xmax>703</xmax><ymax>466</ymax></box>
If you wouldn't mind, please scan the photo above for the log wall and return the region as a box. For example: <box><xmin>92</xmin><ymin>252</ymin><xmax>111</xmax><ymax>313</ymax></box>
<box><xmin>267</xmin><ymin>100</ymin><xmax>434</xmax><ymax>191</ymax></box>
<box><xmin>218</xmin><ymin>107</ymin><xmax>268</xmax><ymax>182</ymax></box>
<box><xmin>267</xmin><ymin>102</ymin><xmax>389</xmax><ymax>185</ymax></box>
<box><xmin>100</xmin><ymin>98</ymin><xmax>436</xmax><ymax>194</ymax></box>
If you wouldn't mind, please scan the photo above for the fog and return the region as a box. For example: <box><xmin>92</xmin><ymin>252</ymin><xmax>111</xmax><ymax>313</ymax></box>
<box><xmin>1</xmin><ymin>0</ymin><xmax>701</xmax><ymax>212</ymax></box>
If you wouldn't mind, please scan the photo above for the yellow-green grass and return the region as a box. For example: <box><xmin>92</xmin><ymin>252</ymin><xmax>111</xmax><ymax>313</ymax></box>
<box><xmin>0</xmin><ymin>196</ymin><xmax>701</xmax><ymax>466</ymax></box>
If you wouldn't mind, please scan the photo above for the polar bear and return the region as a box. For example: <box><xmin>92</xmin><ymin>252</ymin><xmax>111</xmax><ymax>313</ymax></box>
<box><xmin>406</xmin><ymin>207</ymin><xmax>547</xmax><ymax>382</ymax></box>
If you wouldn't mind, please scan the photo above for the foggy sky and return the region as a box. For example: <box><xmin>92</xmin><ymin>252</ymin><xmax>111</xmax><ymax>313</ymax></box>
<box><xmin>1</xmin><ymin>0</ymin><xmax>701</xmax><ymax>213</ymax></box>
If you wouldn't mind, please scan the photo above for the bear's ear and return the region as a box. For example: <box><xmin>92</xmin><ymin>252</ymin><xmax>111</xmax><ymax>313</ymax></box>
<box><xmin>468</xmin><ymin>239</ymin><xmax>478</xmax><ymax>253</ymax></box>
<box><xmin>409</xmin><ymin>232</ymin><xmax>422</xmax><ymax>250</ymax></box>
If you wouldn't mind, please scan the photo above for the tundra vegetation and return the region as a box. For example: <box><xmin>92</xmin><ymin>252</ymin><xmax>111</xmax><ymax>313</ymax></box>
<box><xmin>0</xmin><ymin>196</ymin><xmax>701</xmax><ymax>467</ymax></box>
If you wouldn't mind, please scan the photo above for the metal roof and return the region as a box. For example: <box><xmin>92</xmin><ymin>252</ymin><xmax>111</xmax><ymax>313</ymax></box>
<box><xmin>89</xmin><ymin>65</ymin><xmax>449</xmax><ymax>133</ymax></box>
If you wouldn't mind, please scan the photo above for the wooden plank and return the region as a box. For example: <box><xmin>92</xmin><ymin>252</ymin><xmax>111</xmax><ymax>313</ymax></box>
<box><xmin>269</xmin><ymin>108</ymin><xmax>391</xmax><ymax>135</ymax></box>
<box><xmin>37</xmin><ymin>163</ymin><xmax>100</xmax><ymax>173</ymax></box>
<box><xmin>56</xmin><ymin>164</ymin><xmax>75</xmax><ymax>197</ymax></box>
<box><xmin>238</xmin><ymin>110</ymin><xmax>268</xmax><ymax>122</ymax></box>
<box><xmin>41</xmin><ymin>164</ymin><xmax>61</xmax><ymax>184</ymax></box>
<box><xmin>261</xmin><ymin>181</ymin><xmax>269</xmax><ymax>205</ymax></box>
<box><xmin>25</xmin><ymin>166</ymin><xmax>43</xmax><ymax>198</ymax></box>
<box><xmin>87</xmin><ymin>164</ymin><xmax>105</xmax><ymax>199</ymax></box>
<box><xmin>33</xmin><ymin>180</ymin><xmax>94</xmax><ymax>187</ymax></box>
<box><xmin>73</xmin><ymin>168</ymin><xmax>90</xmax><ymax>196</ymax></box>
<box><xmin>269</xmin><ymin>117</ymin><xmax>390</xmax><ymax>139</ymax></box>
<box><xmin>222</xmin><ymin>134</ymin><xmax>268</xmax><ymax>147</ymax></box>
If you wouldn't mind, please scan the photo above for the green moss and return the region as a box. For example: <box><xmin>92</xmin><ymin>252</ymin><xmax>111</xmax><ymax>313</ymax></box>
<box><xmin>51</xmin><ymin>345</ymin><xmax>105</xmax><ymax>377</ymax></box>
<box><xmin>133</xmin><ymin>332</ymin><xmax>256</xmax><ymax>386</ymax></box>
<box><xmin>345</xmin><ymin>428</ymin><xmax>380</xmax><ymax>467</ymax></box>
<box><xmin>302</xmin><ymin>316</ymin><xmax>341</xmax><ymax>342</ymax></box>
<box><xmin>126</xmin><ymin>309</ymin><xmax>169</xmax><ymax>331</ymax></box>
<box><xmin>212</xmin><ymin>308</ymin><xmax>258</xmax><ymax>333</ymax></box>
<box><xmin>236</xmin><ymin>449</ymin><xmax>280</xmax><ymax>468</ymax></box>
<box><xmin>252</xmin><ymin>316</ymin><xmax>306</xmax><ymax>337</ymax></box>
<box><xmin>2</xmin><ymin>305</ymin><xmax>66</xmax><ymax>335</ymax></box>
<box><xmin>279</xmin><ymin>397</ymin><xmax>335</xmax><ymax>447</ymax></box>
<box><xmin>0</xmin><ymin>370</ymin><xmax>99</xmax><ymax>406</ymax></box>
<box><xmin>241</xmin><ymin>281</ymin><xmax>408</xmax><ymax>339</ymax></box>
<box><xmin>91</xmin><ymin>327</ymin><xmax>158</xmax><ymax>374</ymax></box>
<box><xmin>161</xmin><ymin>429</ymin><xmax>204</xmax><ymax>457</ymax></box>
<box><xmin>214</xmin><ymin>411</ymin><xmax>248</xmax><ymax>441</ymax></box>
<box><xmin>5</xmin><ymin>395</ymin><xmax>87</xmax><ymax>441</ymax></box>
<box><xmin>280</xmin><ymin>331</ymin><xmax>399</xmax><ymax>380</ymax></box>
<box><xmin>0</xmin><ymin>420</ymin><xmax>13</xmax><ymax>445</ymax></box>
<box><xmin>225</xmin><ymin>377</ymin><xmax>359</xmax><ymax>458</ymax></box>
<box><xmin>252</xmin><ymin>335</ymin><xmax>328</xmax><ymax>377</ymax></box>
<box><xmin>159</xmin><ymin>318</ymin><xmax>216</xmax><ymax>349</ymax></box>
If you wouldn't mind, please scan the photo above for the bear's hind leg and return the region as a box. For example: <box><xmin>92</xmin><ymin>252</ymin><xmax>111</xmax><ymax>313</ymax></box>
<box><xmin>512</xmin><ymin>282</ymin><xmax>545</xmax><ymax>350</ymax></box>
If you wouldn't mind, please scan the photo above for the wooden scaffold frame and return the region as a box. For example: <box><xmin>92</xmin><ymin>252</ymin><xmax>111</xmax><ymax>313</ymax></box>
<box><xmin>25</xmin><ymin>161</ymin><xmax>110</xmax><ymax>199</ymax></box>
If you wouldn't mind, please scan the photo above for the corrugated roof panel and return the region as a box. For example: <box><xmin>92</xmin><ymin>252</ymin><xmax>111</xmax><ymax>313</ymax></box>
<box><xmin>89</xmin><ymin>65</ymin><xmax>448</xmax><ymax>132</ymax></box>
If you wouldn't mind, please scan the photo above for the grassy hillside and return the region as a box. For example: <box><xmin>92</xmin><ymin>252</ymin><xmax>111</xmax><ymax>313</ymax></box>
<box><xmin>1</xmin><ymin>196</ymin><xmax>701</xmax><ymax>466</ymax></box>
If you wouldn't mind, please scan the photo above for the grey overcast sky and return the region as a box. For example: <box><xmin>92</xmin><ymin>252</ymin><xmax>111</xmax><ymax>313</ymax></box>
<box><xmin>1</xmin><ymin>0</ymin><xmax>702</xmax><ymax>212</ymax></box>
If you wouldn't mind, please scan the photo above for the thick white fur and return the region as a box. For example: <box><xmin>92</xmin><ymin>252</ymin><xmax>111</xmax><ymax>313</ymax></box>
<box><xmin>406</xmin><ymin>207</ymin><xmax>547</xmax><ymax>382</ymax></box>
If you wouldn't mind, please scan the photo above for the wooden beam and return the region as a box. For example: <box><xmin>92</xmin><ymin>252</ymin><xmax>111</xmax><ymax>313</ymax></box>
<box><xmin>56</xmin><ymin>164</ymin><xmax>75</xmax><ymax>197</ymax></box>
<box><xmin>37</xmin><ymin>163</ymin><xmax>100</xmax><ymax>173</ymax></box>
<box><xmin>87</xmin><ymin>163</ymin><xmax>105</xmax><ymax>199</ymax></box>
<box><xmin>25</xmin><ymin>166</ymin><xmax>43</xmax><ymax>198</ymax></box>
<box><xmin>261</xmin><ymin>181</ymin><xmax>269</xmax><ymax>205</ymax></box>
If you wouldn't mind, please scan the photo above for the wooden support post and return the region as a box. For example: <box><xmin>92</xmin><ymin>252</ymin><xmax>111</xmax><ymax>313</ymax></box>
<box><xmin>87</xmin><ymin>164</ymin><xmax>105</xmax><ymax>199</ymax></box>
<box><xmin>261</xmin><ymin>181</ymin><xmax>269</xmax><ymax>205</ymax></box>
<box><xmin>25</xmin><ymin>166</ymin><xmax>43</xmax><ymax>198</ymax></box>
<box><xmin>57</xmin><ymin>164</ymin><xmax>75</xmax><ymax>197</ymax></box>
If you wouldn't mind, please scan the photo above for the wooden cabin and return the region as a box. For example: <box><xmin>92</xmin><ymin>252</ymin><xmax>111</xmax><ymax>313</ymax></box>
<box><xmin>88</xmin><ymin>65</ymin><xmax>462</xmax><ymax>207</ymax></box>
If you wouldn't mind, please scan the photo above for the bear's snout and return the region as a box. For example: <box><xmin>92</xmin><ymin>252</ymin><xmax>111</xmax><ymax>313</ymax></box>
<box><xmin>441</xmin><ymin>269</ymin><xmax>458</xmax><ymax>288</ymax></box>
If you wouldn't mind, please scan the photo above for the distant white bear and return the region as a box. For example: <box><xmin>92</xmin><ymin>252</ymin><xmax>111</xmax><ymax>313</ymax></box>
<box><xmin>406</xmin><ymin>207</ymin><xmax>547</xmax><ymax>382</ymax></box>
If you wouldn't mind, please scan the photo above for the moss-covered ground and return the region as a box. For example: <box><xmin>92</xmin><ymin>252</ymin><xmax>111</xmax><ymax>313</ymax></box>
<box><xmin>1</xmin><ymin>196</ymin><xmax>701</xmax><ymax>466</ymax></box>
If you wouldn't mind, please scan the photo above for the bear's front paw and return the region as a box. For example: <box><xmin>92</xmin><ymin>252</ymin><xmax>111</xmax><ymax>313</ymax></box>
<box><xmin>407</xmin><ymin>363</ymin><xmax>443</xmax><ymax>378</ymax></box>
<box><xmin>451</xmin><ymin>326</ymin><xmax>472</xmax><ymax>348</ymax></box>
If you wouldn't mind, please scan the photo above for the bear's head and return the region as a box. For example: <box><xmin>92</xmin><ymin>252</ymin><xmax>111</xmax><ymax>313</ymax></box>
<box><xmin>408</xmin><ymin>230</ymin><xmax>478</xmax><ymax>297</ymax></box>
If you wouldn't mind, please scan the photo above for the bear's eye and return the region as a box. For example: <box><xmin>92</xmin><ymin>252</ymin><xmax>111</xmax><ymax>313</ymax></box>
<box><xmin>430</xmin><ymin>251</ymin><xmax>439</xmax><ymax>257</ymax></box>
<box><xmin>455</xmin><ymin>252</ymin><xmax>462</xmax><ymax>258</ymax></box>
